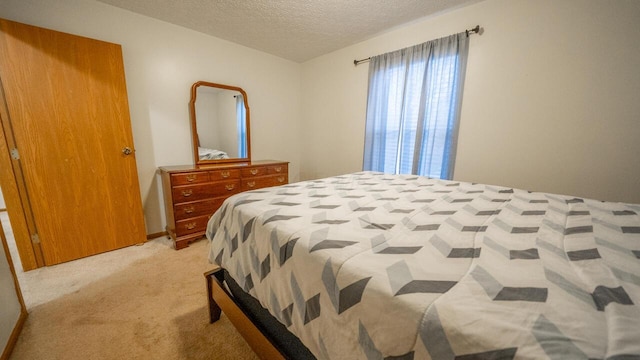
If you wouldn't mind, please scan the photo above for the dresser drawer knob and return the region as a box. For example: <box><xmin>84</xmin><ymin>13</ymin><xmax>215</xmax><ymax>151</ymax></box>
<box><xmin>184</xmin><ymin>206</ymin><xmax>195</xmax><ymax>214</ymax></box>
<box><xmin>277</xmin><ymin>176</ymin><xmax>285</xmax><ymax>183</ymax></box>
<box><xmin>275</xmin><ymin>167</ymin><xmax>282</xmax><ymax>172</ymax></box>
<box><xmin>225</xmin><ymin>184</ymin><xmax>235</xmax><ymax>191</ymax></box>
<box><xmin>247</xmin><ymin>181</ymin><xmax>256</xmax><ymax>188</ymax></box>
<box><xmin>186</xmin><ymin>175</ymin><xmax>197</xmax><ymax>182</ymax></box>
<box><xmin>250</xmin><ymin>169</ymin><xmax>258</xmax><ymax>175</ymax></box>
<box><xmin>185</xmin><ymin>222</ymin><xmax>197</xmax><ymax>230</ymax></box>
<box><xmin>181</xmin><ymin>189</ymin><xmax>193</xmax><ymax>197</ymax></box>
<box><xmin>221</xmin><ymin>171</ymin><xmax>230</xmax><ymax>178</ymax></box>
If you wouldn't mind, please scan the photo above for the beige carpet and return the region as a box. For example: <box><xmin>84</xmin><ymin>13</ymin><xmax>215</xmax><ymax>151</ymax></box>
<box><xmin>9</xmin><ymin>237</ymin><xmax>259</xmax><ymax>360</ymax></box>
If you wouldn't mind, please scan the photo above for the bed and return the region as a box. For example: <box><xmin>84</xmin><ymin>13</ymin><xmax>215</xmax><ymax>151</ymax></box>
<box><xmin>198</xmin><ymin>147</ymin><xmax>230</xmax><ymax>160</ymax></box>
<box><xmin>205</xmin><ymin>171</ymin><xmax>640</xmax><ymax>359</ymax></box>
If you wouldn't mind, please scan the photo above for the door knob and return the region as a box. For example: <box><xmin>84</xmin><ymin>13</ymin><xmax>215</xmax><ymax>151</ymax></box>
<box><xmin>122</xmin><ymin>147</ymin><xmax>133</xmax><ymax>155</ymax></box>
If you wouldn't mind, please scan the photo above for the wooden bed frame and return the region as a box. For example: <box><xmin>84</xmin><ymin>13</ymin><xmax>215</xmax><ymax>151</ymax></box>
<box><xmin>204</xmin><ymin>268</ymin><xmax>286</xmax><ymax>360</ymax></box>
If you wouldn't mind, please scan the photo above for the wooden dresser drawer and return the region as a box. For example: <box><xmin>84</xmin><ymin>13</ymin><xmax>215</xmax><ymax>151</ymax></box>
<box><xmin>175</xmin><ymin>215</ymin><xmax>210</xmax><ymax>236</ymax></box>
<box><xmin>209</xmin><ymin>169</ymin><xmax>240</xmax><ymax>181</ymax></box>
<box><xmin>241</xmin><ymin>174</ymin><xmax>288</xmax><ymax>191</ymax></box>
<box><xmin>171</xmin><ymin>171</ymin><xmax>210</xmax><ymax>186</ymax></box>
<box><xmin>172</xmin><ymin>180</ymin><xmax>241</xmax><ymax>203</ymax></box>
<box><xmin>174</xmin><ymin>198</ymin><xmax>225</xmax><ymax>220</ymax></box>
<box><xmin>241</xmin><ymin>166</ymin><xmax>269</xmax><ymax>178</ymax></box>
<box><xmin>268</xmin><ymin>164</ymin><xmax>287</xmax><ymax>175</ymax></box>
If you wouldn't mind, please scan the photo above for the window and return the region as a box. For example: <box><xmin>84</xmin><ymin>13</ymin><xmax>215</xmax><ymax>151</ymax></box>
<box><xmin>363</xmin><ymin>33</ymin><xmax>469</xmax><ymax>180</ymax></box>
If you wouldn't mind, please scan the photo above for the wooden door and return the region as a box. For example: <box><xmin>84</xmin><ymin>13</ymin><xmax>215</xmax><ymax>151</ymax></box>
<box><xmin>0</xmin><ymin>19</ymin><xmax>146</xmax><ymax>265</ymax></box>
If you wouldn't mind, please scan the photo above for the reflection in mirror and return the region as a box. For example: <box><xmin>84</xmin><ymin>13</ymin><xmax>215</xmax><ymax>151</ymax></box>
<box><xmin>190</xmin><ymin>81</ymin><xmax>250</xmax><ymax>166</ymax></box>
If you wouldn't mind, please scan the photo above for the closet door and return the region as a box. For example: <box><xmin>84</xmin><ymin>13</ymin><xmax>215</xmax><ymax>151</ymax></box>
<box><xmin>0</xmin><ymin>19</ymin><xmax>146</xmax><ymax>265</ymax></box>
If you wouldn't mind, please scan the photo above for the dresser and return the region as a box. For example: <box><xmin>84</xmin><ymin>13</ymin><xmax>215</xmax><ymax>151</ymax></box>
<box><xmin>160</xmin><ymin>160</ymin><xmax>288</xmax><ymax>249</ymax></box>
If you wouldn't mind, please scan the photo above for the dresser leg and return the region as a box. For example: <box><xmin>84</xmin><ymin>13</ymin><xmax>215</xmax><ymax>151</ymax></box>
<box><xmin>175</xmin><ymin>240</ymin><xmax>189</xmax><ymax>250</ymax></box>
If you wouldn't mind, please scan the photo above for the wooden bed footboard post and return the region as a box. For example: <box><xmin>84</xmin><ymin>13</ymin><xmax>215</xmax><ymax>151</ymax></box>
<box><xmin>203</xmin><ymin>267</ymin><xmax>286</xmax><ymax>360</ymax></box>
<box><xmin>204</xmin><ymin>268</ymin><xmax>223</xmax><ymax>323</ymax></box>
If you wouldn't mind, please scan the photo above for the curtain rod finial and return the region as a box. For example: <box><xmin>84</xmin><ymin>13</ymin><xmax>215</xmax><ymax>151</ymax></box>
<box><xmin>466</xmin><ymin>25</ymin><xmax>481</xmax><ymax>37</ymax></box>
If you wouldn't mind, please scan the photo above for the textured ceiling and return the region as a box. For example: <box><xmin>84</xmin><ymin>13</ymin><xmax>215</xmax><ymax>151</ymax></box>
<box><xmin>96</xmin><ymin>0</ymin><xmax>479</xmax><ymax>63</ymax></box>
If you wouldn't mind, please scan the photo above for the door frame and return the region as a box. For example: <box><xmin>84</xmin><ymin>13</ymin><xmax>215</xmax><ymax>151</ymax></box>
<box><xmin>0</xmin><ymin>77</ymin><xmax>42</xmax><ymax>270</ymax></box>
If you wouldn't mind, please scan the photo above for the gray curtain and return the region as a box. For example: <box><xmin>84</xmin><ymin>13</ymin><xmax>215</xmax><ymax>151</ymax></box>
<box><xmin>363</xmin><ymin>32</ymin><xmax>469</xmax><ymax>179</ymax></box>
<box><xmin>236</xmin><ymin>94</ymin><xmax>247</xmax><ymax>158</ymax></box>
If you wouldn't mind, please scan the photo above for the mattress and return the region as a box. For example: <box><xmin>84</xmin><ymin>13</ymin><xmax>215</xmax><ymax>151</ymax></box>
<box><xmin>207</xmin><ymin>172</ymin><xmax>640</xmax><ymax>359</ymax></box>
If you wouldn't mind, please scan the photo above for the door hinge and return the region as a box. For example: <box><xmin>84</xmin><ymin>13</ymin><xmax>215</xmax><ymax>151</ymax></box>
<box><xmin>10</xmin><ymin>148</ymin><xmax>19</xmax><ymax>160</ymax></box>
<box><xmin>31</xmin><ymin>233</ymin><xmax>40</xmax><ymax>244</ymax></box>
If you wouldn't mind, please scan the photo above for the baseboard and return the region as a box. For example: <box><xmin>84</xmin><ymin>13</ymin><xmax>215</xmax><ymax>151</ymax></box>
<box><xmin>146</xmin><ymin>231</ymin><xmax>168</xmax><ymax>240</ymax></box>
<box><xmin>0</xmin><ymin>309</ymin><xmax>28</xmax><ymax>360</ymax></box>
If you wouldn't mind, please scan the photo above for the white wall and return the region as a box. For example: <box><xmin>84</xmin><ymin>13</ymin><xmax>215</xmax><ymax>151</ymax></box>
<box><xmin>301</xmin><ymin>0</ymin><xmax>640</xmax><ymax>204</ymax></box>
<box><xmin>194</xmin><ymin>89</ymin><xmax>222</xmax><ymax>150</ymax></box>
<box><xmin>0</xmin><ymin>0</ymin><xmax>303</xmax><ymax>234</ymax></box>
<box><xmin>216</xmin><ymin>91</ymin><xmax>240</xmax><ymax>157</ymax></box>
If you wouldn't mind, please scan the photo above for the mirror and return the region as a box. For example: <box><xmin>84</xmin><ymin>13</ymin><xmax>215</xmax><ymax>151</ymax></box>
<box><xmin>189</xmin><ymin>81</ymin><xmax>251</xmax><ymax>166</ymax></box>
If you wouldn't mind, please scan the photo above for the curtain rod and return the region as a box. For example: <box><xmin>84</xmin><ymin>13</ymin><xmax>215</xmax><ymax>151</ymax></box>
<box><xmin>353</xmin><ymin>25</ymin><xmax>481</xmax><ymax>66</ymax></box>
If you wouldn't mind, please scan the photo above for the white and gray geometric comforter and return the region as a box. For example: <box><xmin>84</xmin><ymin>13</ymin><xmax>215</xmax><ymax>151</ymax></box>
<box><xmin>207</xmin><ymin>172</ymin><xmax>640</xmax><ymax>359</ymax></box>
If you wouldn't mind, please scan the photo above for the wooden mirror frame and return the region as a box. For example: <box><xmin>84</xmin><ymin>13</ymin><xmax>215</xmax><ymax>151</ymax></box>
<box><xmin>189</xmin><ymin>81</ymin><xmax>251</xmax><ymax>166</ymax></box>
